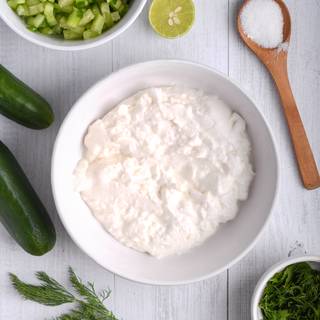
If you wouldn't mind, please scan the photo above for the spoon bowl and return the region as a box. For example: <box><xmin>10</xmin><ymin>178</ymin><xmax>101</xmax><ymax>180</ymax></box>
<box><xmin>237</xmin><ymin>0</ymin><xmax>320</xmax><ymax>190</ymax></box>
<box><xmin>238</xmin><ymin>0</ymin><xmax>291</xmax><ymax>56</ymax></box>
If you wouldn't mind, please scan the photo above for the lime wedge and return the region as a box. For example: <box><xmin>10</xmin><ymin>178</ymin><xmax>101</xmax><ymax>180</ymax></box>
<box><xmin>149</xmin><ymin>0</ymin><xmax>195</xmax><ymax>39</ymax></box>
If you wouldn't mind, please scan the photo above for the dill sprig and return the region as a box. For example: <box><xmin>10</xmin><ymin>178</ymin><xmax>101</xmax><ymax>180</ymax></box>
<box><xmin>10</xmin><ymin>272</ymin><xmax>75</xmax><ymax>306</ymax></box>
<box><xmin>9</xmin><ymin>267</ymin><xmax>118</xmax><ymax>320</ymax></box>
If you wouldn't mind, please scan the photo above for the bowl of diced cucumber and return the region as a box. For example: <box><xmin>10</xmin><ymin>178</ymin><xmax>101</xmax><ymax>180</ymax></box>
<box><xmin>0</xmin><ymin>0</ymin><xmax>146</xmax><ymax>50</ymax></box>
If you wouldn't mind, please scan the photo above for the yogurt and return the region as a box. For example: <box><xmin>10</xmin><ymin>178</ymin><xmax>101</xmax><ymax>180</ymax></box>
<box><xmin>74</xmin><ymin>87</ymin><xmax>254</xmax><ymax>258</ymax></box>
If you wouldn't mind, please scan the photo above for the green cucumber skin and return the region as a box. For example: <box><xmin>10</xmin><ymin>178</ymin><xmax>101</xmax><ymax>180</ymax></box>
<box><xmin>0</xmin><ymin>64</ymin><xmax>54</xmax><ymax>129</ymax></box>
<box><xmin>0</xmin><ymin>141</ymin><xmax>56</xmax><ymax>255</ymax></box>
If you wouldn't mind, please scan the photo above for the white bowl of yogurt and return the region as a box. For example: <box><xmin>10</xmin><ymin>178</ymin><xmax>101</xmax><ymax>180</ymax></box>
<box><xmin>52</xmin><ymin>60</ymin><xmax>279</xmax><ymax>285</ymax></box>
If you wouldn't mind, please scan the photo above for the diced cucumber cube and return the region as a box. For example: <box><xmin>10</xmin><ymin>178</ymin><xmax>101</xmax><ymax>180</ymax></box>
<box><xmin>111</xmin><ymin>11</ymin><xmax>120</xmax><ymax>22</ymax></box>
<box><xmin>31</xmin><ymin>13</ymin><xmax>45</xmax><ymax>27</ymax></box>
<box><xmin>56</xmin><ymin>4</ymin><xmax>73</xmax><ymax>13</ymax></box>
<box><xmin>105</xmin><ymin>13</ymin><xmax>114</xmax><ymax>29</ymax></box>
<box><xmin>58</xmin><ymin>0</ymin><xmax>73</xmax><ymax>8</ymax></box>
<box><xmin>100</xmin><ymin>2</ymin><xmax>110</xmax><ymax>15</ymax></box>
<box><xmin>79</xmin><ymin>8</ymin><xmax>94</xmax><ymax>26</ymax></box>
<box><xmin>7</xmin><ymin>0</ymin><xmax>17</xmax><ymax>9</ymax></box>
<box><xmin>91</xmin><ymin>14</ymin><xmax>104</xmax><ymax>34</ymax></box>
<box><xmin>66</xmin><ymin>9</ymin><xmax>81</xmax><ymax>28</ymax></box>
<box><xmin>70</xmin><ymin>25</ymin><xmax>84</xmax><ymax>33</ymax></box>
<box><xmin>59</xmin><ymin>16</ymin><xmax>68</xmax><ymax>28</ymax></box>
<box><xmin>16</xmin><ymin>4</ymin><xmax>29</xmax><ymax>16</ymax></box>
<box><xmin>83</xmin><ymin>29</ymin><xmax>98</xmax><ymax>39</ymax></box>
<box><xmin>26</xmin><ymin>16</ymin><xmax>41</xmax><ymax>29</ymax></box>
<box><xmin>91</xmin><ymin>4</ymin><xmax>100</xmax><ymax>15</ymax></box>
<box><xmin>28</xmin><ymin>3</ymin><xmax>44</xmax><ymax>15</ymax></box>
<box><xmin>104</xmin><ymin>11</ymin><xmax>113</xmax><ymax>28</ymax></box>
<box><xmin>63</xmin><ymin>29</ymin><xmax>82</xmax><ymax>39</ymax></box>
<box><xmin>8</xmin><ymin>0</ymin><xmax>25</xmax><ymax>10</ymax></box>
<box><xmin>40</xmin><ymin>26</ymin><xmax>54</xmax><ymax>34</ymax></box>
<box><xmin>26</xmin><ymin>0</ymin><xmax>39</xmax><ymax>6</ymax></box>
<box><xmin>44</xmin><ymin>3</ymin><xmax>57</xmax><ymax>26</ymax></box>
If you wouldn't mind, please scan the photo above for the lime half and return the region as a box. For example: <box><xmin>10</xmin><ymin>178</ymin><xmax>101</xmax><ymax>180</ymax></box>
<box><xmin>149</xmin><ymin>0</ymin><xmax>195</xmax><ymax>39</ymax></box>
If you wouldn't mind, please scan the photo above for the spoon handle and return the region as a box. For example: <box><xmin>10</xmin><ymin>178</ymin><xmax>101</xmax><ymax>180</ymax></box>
<box><xmin>267</xmin><ymin>54</ymin><xmax>320</xmax><ymax>190</ymax></box>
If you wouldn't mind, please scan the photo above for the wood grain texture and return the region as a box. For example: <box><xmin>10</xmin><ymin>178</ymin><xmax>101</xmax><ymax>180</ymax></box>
<box><xmin>112</xmin><ymin>2</ymin><xmax>229</xmax><ymax>320</ymax></box>
<box><xmin>0</xmin><ymin>0</ymin><xmax>319</xmax><ymax>319</ymax></box>
<box><xmin>0</xmin><ymin>19</ymin><xmax>116</xmax><ymax>319</ymax></box>
<box><xmin>228</xmin><ymin>0</ymin><xmax>320</xmax><ymax>319</ymax></box>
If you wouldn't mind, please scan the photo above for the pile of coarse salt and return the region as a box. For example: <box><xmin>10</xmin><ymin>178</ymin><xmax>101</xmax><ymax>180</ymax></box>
<box><xmin>240</xmin><ymin>0</ymin><xmax>285</xmax><ymax>49</ymax></box>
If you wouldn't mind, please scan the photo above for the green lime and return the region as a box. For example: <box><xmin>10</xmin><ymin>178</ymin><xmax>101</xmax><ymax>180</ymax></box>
<box><xmin>149</xmin><ymin>0</ymin><xmax>195</xmax><ymax>39</ymax></box>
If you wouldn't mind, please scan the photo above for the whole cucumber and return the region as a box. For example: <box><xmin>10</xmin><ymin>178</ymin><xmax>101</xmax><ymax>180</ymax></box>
<box><xmin>0</xmin><ymin>65</ymin><xmax>54</xmax><ymax>129</ymax></box>
<box><xmin>0</xmin><ymin>141</ymin><xmax>56</xmax><ymax>255</ymax></box>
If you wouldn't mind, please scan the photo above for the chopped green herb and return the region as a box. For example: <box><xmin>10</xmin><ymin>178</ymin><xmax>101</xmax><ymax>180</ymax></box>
<box><xmin>259</xmin><ymin>262</ymin><xmax>320</xmax><ymax>320</ymax></box>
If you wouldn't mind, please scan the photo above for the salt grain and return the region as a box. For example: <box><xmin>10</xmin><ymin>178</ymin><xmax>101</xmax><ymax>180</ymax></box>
<box><xmin>241</xmin><ymin>0</ymin><xmax>284</xmax><ymax>49</ymax></box>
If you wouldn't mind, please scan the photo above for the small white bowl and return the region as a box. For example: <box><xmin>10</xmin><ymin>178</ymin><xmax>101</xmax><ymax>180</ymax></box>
<box><xmin>251</xmin><ymin>255</ymin><xmax>320</xmax><ymax>320</ymax></box>
<box><xmin>51</xmin><ymin>60</ymin><xmax>279</xmax><ymax>285</ymax></box>
<box><xmin>0</xmin><ymin>0</ymin><xmax>146</xmax><ymax>50</ymax></box>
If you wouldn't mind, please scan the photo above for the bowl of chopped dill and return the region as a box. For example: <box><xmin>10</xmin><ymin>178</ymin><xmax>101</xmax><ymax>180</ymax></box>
<box><xmin>251</xmin><ymin>255</ymin><xmax>320</xmax><ymax>320</ymax></box>
<box><xmin>0</xmin><ymin>0</ymin><xmax>146</xmax><ymax>50</ymax></box>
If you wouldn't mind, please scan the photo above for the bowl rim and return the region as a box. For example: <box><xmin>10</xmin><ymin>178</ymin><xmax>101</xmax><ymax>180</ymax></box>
<box><xmin>0</xmin><ymin>0</ymin><xmax>147</xmax><ymax>51</ymax></box>
<box><xmin>251</xmin><ymin>255</ymin><xmax>320</xmax><ymax>320</ymax></box>
<box><xmin>51</xmin><ymin>59</ymin><xmax>280</xmax><ymax>285</ymax></box>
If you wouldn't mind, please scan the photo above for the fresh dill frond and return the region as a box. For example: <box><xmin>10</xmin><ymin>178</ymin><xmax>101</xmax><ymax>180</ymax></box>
<box><xmin>69</xmin><ymin>267</ymin><xmax>101</xmax><ymax>303</ymax></box>
<box><xmin>10</xmin><ymin>267</ymin><xmax>119</xmax><ymax>320</ymax></box>
<box><xmin>67</xmin><ymin>267</ymin><xmax>118</xmax><ymax>320</ymax></box>
<box><xmin>56</xmin><ymin>301</ymin><xmax>118</xmax><ymax>320</ymax></box>
<box><xmin>10</xmin><ymin>273</ymin><xmax>75</xmax><ymax>306</ymax></box>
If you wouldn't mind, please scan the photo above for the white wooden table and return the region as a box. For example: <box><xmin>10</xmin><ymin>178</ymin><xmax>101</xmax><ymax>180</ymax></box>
<box><xmin>0</xmin><ymin>0</ymin><xmax>319</xmax><ymax>319</ymax></box>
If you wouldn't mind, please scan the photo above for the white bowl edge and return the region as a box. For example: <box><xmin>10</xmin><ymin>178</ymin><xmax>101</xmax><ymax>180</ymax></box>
<box><xmin>51</xmin><ymin>60</ymin><xmax>280</xmax><ymax>285</ymax></box>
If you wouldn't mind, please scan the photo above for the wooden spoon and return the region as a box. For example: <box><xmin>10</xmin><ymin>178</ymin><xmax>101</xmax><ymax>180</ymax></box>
<box><xmin>237</xmin><ymin>0</ymin><xmax>320</xmax><ymax>190</ymax></box>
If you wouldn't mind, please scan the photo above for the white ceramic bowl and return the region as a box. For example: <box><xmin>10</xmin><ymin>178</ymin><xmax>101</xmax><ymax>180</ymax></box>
<box><xmin>252</xmin><ymin>255</ymin><xmax>320</xmax><ymax>320</ymax></box>
<box><xmin>0</xmin><ymin>0</ymin><xmax>146</xmax><ymax>50</ymax></box>
<box><xmin>52</xmin><ymin>60</ymin><xmax>279</xmax><ymax>285</ymax></box>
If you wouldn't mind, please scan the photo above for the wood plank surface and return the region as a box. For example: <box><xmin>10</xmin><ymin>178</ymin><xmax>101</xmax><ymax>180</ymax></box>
<box><xmin>0</xmin><ymin>0</ymin><xmax>319</xmax><ymax>319</ymax></box>
<box><xmin>228</xmin><ymin>0</ymin><xmax>320</xmax><ymax>319</ymax></box>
